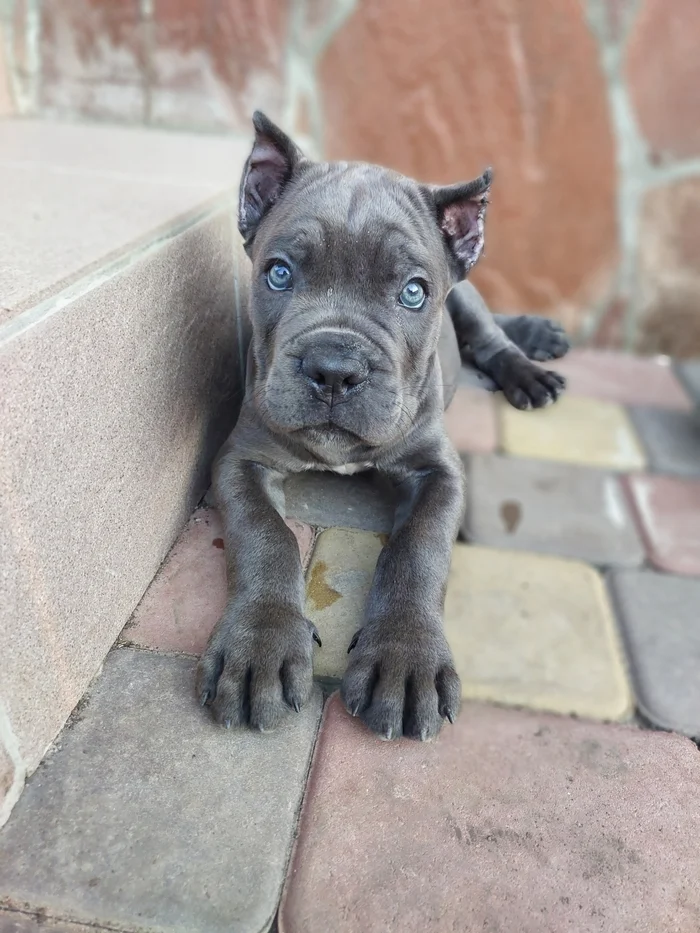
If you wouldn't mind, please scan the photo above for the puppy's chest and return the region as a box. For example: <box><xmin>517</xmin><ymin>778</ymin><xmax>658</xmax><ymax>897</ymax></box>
<box><xmin>299</xmin><ymin>461</ymin><xmax>372</xmax><ymax>476</ymax></box>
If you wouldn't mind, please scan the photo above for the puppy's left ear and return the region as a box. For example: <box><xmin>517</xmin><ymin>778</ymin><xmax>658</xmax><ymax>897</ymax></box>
<box><xmin>238</xmin><ymin>111</ymin><xmax>305</xmax><ymax>247</ymax></box>
<box><xmin>431</xmin><ymin>168</ymin><xmax>492</xmax><ymax>277</ymax></box>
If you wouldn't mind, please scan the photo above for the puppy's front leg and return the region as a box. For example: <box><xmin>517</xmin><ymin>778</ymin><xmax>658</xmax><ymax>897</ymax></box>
<box><xmin>197</xmin><ymin>453</ymin><xmax>319</xmax><ymax>731</ymax></box>
<box><xmin>341</xmin><ymin>448</ymin><xmax>465</xmax><ymax>740</ymax></box>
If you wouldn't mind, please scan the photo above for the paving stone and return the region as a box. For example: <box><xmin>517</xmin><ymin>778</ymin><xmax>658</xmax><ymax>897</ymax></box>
<box><xmin>628</xmin><ymin>407</ymin><xmax>700</xmax><ymax>477</ymax></box>
<box><xmin>610</xmin><ymin>569</ymin><xmax>700</xmax><ymax>737</ymax></box>
<box><xmin>500</xmin><ymin>396</ymin><xmax>646</xmax><ymax>471</ymax></box>
<box><xmin>553</xmin><ymin>349</ymin><xmax>692</xmax><ymax>409</ymax></box>
<box><xmin>444</xmin><ymin>385</ymin><xmax>498</xmax><ymax>453</ymax></box>
<box><xmin>280</xmin><ymin>694</ymin><xmax>700</xmax><ymax>933</ymax></box>
<box><xmin>0</xmin><ymin>650</ymin><xmax>322</xmax><ymax>933</ymax></box>
<box><xmin>0</xmin><ymin>911</ymin><xmax>96</xmax><ymax>932</ymax></box>
<box><xmin>304</xmin><ymin>528</ymin><xmax>385</xmax><ymax>685</ymax></box>
<box><xmin>465</xmin><ymin>455</ymin><xmax>644</xmax><ymax>566</ymax></box>
<box><xmin>677</xmin><ymin>359</ymin><xmax>700</xmax><ymax>404</ymax></box>
<box><xmin>624</xmin><ymin>474</ymin><xmax>700</xmax><ymax>575</ymax></box>
<box><xmin>284</xmin><ymin>471</ymin><xmax>396</xmax><ymax>532</ymax></box>
<box><xmin>127</xmin><ymin>507</ymin><xmax>316</xmax><ymax>655</ymax></box>
<box><xmin>444</xmin><ymin>545</ymin><xmax>632</xmax><ymax>719</ymax></box>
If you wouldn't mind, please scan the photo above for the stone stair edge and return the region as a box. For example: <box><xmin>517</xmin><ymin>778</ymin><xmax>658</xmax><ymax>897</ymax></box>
<box><xmin>0</xmin><ymin>187</ymin><xmax>238</xmax><ymax>340</ymax></box>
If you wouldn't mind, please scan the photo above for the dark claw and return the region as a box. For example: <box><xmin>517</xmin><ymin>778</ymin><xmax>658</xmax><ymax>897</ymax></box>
<box><xmin>347</xmin><ymin>630</ymin><xmax>361</xmax><ymax>653</ymax></box>
<box><xmin>291</xmin><ymin>699</ymin><xmax>301</xmax><ymax>713</ymax></box>
<box><xmin>311</xmin><ymin>626</ymin><xmax>322</xmax><ymax>648</ymax></box>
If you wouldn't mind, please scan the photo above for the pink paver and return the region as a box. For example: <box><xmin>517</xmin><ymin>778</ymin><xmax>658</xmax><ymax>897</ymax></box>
<box><xmin>280</xmin><ymin>694</ymin><xmax>700</xmax><ymax>933</ymax></box>
<box><xmin>444</xmin><ymin>385</ymin><xmax>498</xmax><ymax>453</ymax></box>
<box><xmin>553</xmin><ymin>349</ymin><xmax>693</xmax><ymax>409</ymax></box>
<box><xmin>623</xmin><ymin>474</ymin><xmax>700</xmax><ymax>576</ymax></box>
<box><xmin>126</xmin><ymin>507</ymin><xmax>316</xmax><ymax>654</ymax></box>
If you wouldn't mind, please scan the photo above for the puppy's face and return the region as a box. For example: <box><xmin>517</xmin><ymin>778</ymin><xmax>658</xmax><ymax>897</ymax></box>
<box><xmin>240</xmin><ymin>113</ymin><xmax>491</xmax><ymax>453</ymax></box>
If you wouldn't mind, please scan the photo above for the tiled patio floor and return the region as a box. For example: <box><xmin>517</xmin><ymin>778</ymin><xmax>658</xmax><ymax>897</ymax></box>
<box><xmin>1</xmin><ymin>350</ymin><xmax>699</xmax><ymax>933</ymax></box>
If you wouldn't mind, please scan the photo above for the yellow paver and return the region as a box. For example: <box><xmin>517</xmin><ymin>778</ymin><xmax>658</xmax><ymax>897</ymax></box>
<box><xmin>444</xmin><ymin>544</ymin><xmax>633</xmax><ymax>720</ymax></box>
<box><xmin>500</xmin><ymin>395</ymin><xmax>646</xmax><ymax>470</ymax></box>
<box><xmin>305</xmin><ymin>527</ymin><xmax>384</xmax><ymax>682</ymax></box>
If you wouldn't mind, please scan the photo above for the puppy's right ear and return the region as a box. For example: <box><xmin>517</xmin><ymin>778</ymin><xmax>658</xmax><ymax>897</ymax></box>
<box><xmin>238</xmin><ymin>111</ymin><xmax>304</xmax><ymax>247</ymax></box>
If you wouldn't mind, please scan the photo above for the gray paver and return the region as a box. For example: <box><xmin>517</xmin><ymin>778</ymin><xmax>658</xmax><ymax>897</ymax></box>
<box><xmin>464</xmin><ymin>454</ymin><xmax>644</xmax><ymax>565</ymax></box>
<box><xmin>628</xmin><ymin>407</ymin><xmax>700</xmax><ymax>477</ymax></box>
<box><xmin>0</xmin><ymin>650</ymin><xmax>322</xmax><ymax>933</ymax></box>
<box><xmin>610</xmin><ymin>569</ymin><xmax>700</xmax><ymax>737</ymax></box>
<box><xmin>284</xmin><ymin>471</ymin><xmax>395</xmax><ymax>532</ymax></box>
<box><xmin>676</xmin><ymin>358</ymin><xmax>700</xmax><ymax>404</ymax></box>
<box><xmin>0</xmin><ymin>911</ymin><xmax>96</xmax><ymax>932</ymax></box>
<box><xmin>281</xmin><ymin>695</ymin><xmax>700</xmax><ymax>933</ymax></box>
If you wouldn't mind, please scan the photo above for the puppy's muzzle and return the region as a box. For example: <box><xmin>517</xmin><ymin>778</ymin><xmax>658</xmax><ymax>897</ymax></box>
<box><xmin>299</xmin><ymin>333</ymin><xmax>370</xmax><ymax>404</ymax></box>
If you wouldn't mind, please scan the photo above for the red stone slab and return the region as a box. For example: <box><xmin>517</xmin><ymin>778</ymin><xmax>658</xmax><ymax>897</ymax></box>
<box><xmin>624</xmin><ymin>474</ymin><xmax>700</xmax><ymax>576</ymax></box>
<box><xmin>280</xmin><ymin>694</ymin><xmax>700</xmax><ymax>933</ymax></box>
<box><xmin>553</xmin><ymin>350</ymin><xmax>692</xmax><ymax>409</ymax></box>
<box><xmin>127</xmin><ymin>507</ymin><xmax>315</xmax><ymax>654</ymax></box>
<box><xmin>444</xmin><ymin>385</ymin><xmax>498</xmax><ymax>453</ymax></box>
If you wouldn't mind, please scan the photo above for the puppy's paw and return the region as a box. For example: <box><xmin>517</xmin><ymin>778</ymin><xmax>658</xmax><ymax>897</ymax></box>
<box><xmin>504</xmin><ymin>315</ymin><xmax>570</xmax><ymax>362</ymax></box>
<box><xmin>502</xmin><ymin>365</ymin><xmax>566</xmax><ymax>411</ymax></box>
<box><xmin>341</xmin><ymin>621</ymin><xmax>460</xmax><ymax>740</ymax></box>
<box><xmin>489</xmin><ymin>349</ymin><xmax>566</xmax><ymax>410</ymax></box>
<box><xmin>197</xmin><ymin>602</ymin><xmax>320</xmax><ymax>731</ymax></box>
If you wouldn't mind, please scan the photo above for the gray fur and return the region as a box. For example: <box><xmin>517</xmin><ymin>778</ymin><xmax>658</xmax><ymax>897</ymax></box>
<box><xmin>197</xmin><ymin>112</ymin><xmax>569</xmax><ymax>740</ymax></box>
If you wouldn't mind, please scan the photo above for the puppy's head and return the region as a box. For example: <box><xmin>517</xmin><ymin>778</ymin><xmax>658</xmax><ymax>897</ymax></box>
<box><xmin>240</xmin><ymin>111</ymin><xmax>491</xmax><ymax>451</ymax></box>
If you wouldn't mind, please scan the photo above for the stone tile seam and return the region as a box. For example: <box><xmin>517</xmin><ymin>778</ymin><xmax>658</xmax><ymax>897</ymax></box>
<box><xmin>277</xmin><ymin>692</ymin><xmax>337</xmax><ymax>933</ymax></box>
<box><xmin>0</xmin><ymin>190</ymin><xmax>236</xmax><ymax>347</ymax></box>
<box><xmin>0</xmin><ymin>701</ymin><xmax>26</xmax><ymax>830</ymax></box>
<box><xmin>585</xmin><ymin>0</ymin><xmax>700</xmax><ymax>347</ymax></box>
<box><xmin>2</xmin><ymin>0</ymin><xmax>41</xmax><ymax>114</ymax></box>
<box><xmin>269</xmin><ymin>691</ymin><xmax>328</xmax><ymax>933</ymax></box>
<box><xmin>617</xmin><ymin>475</ymin><xmax>659</xmax><ymax>569</ymax></box>
<box><xmin>284</xmin><ymin>0</ymin><xmax>357</xmax><ymax>155</ymax></box>
<box><xmin>0</xmin><ymin>903</ymin><xmax>145</xmax><ymax>933</ymax></box>
<box><xmin>138</xmin><ymin>0</ymin><xmax>155</xmax><ymax>124</ymax></box>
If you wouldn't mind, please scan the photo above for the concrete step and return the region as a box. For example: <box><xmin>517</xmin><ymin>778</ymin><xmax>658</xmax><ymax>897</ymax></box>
<box><xmin>0</xmin><ymin>119</ymin><xmax>251</xmax><ymax>826</ymax></box>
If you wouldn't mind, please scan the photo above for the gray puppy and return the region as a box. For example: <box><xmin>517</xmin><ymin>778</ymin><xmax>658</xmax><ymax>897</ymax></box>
<box><xmin>197</xmin><ymin>112</ymin><xmax>568</xmax><ymax>740</ymax></box>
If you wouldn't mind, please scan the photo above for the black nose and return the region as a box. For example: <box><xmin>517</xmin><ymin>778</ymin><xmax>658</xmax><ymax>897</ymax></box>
<box><xmin>301</xmin><ymin>348</ymin><xmax>368</xmax><ymax>400</ymax></box>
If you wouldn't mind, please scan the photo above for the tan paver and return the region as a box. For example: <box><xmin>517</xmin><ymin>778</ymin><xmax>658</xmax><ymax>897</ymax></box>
<box><xmin>304</xmin><ymin>528</ymin><xmax>384</xmax><ymax>683</ymax></box>
<box><xmin>444</xmin><ymin>544</ymin><xmax>633</xmax><ymax>720</ymax></box>
<box><xmin>500</xmin><ymin>395</ymin><xmax>646</xmax><ymax>470</ymax></box>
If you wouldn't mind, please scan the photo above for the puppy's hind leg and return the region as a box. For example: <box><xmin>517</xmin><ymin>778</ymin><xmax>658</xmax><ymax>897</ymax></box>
<box><xmin>446</xmin><ymin>280</ymin><xmax>566</xmax><ymax>410</ymax></box>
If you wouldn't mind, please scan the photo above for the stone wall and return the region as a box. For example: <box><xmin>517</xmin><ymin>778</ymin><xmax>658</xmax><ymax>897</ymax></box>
<box><xmin>1</xmin><ymin>0</ymin><xmax>699</xmax><ymax>355</ymax></box>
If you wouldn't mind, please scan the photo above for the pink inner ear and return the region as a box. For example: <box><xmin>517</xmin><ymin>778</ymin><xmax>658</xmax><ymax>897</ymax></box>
<box><xmin>441</xmin><ymin>196</ymin><xmax>487</xmax><ymax>271</ymax></box>
<box><xmin>238</xmin><ymin>142</ymin><xmax>291</xmax><ymax>239</ymax></box>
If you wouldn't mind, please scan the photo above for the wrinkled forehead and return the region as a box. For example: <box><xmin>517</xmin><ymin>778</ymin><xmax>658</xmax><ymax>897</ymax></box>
<box><xmin>256</xmin><ymin>163</ymin><xmax>446</xmax><ymax>282</ymax></box>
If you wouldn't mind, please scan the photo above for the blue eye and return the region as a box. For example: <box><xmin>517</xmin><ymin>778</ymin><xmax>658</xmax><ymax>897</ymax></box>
<box><xmin>399</xmin><ymin>279</ymin><xmax>427</xmax><ymax>310</ymax></box>
<box><xmin>267</xmin><ymin>261</ymin><xmax>293</xmax><ymax>291</ymax></box>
